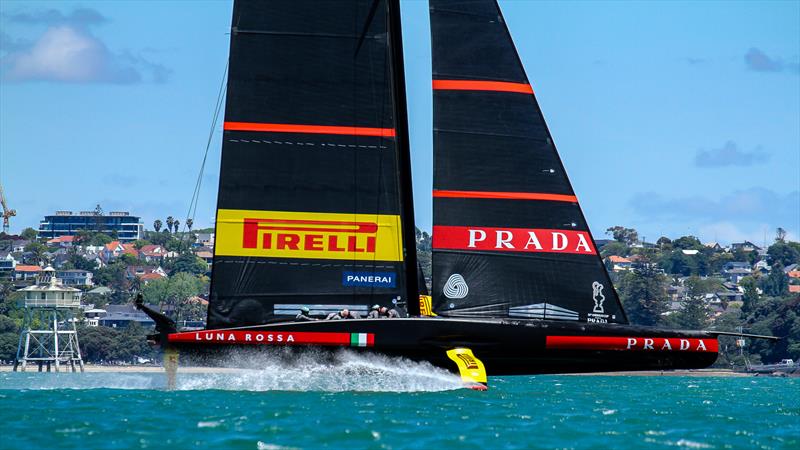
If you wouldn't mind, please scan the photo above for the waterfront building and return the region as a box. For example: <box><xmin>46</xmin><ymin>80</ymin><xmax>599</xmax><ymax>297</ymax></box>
<box><xmin>38</xmin><ymin>210</ymin><xmax>144</xmax><ymax>242</ymax></box>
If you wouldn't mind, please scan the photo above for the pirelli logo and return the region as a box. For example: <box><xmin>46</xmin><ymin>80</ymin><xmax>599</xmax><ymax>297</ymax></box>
<box><xmin>216</xmin><ymin>209</ymin><xmax>404</xmax><ymax>261</ymax></box>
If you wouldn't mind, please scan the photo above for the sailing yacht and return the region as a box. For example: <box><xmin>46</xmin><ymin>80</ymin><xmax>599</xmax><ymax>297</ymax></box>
<box><xmin>138</xmin><ymin>0</ymin><xmax>727</xmax><ymax>388</ymax></box>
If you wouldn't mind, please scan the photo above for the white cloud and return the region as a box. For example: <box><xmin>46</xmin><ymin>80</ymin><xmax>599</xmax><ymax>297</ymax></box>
<box><xmin>0</xmin><ymin>8</ymin><xmax>169</xmax><ymax>84</ymax></box>
<box><xmin>3</xmin><ymin>25</ymin><xmax>140</xmax><ymax>83</ymax></box>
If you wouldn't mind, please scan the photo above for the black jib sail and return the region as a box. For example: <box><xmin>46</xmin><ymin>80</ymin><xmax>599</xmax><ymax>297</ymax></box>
<box><xmin>207</xmin><ymin>0</ymin><xmax>417</xmax><ymax>328</ymax></box>
<box><xmin>429</xmin><ymin>0</ymin><xmax>627</xmax><ymax>324</ymax></box>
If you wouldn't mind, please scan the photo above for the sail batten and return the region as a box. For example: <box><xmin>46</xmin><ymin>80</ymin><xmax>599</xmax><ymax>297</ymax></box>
<box><xmin>223</xmin><ymin>122</ymin><xmax>397</xmax><ymax>137</ymax></box>
<box><xmin>432</xmin><ymin>80</ymin><xmax>534</xmax><ymax>94</ymax></box>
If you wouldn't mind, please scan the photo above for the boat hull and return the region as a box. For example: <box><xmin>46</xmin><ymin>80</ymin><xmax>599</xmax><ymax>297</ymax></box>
<box><xmin>162</xmin><ymin>318</ymin><xmax>718</xmax><ymax>375</ymax></box>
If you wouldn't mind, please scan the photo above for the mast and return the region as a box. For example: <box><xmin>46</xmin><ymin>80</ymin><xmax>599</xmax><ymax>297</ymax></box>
<box><xmin>387</xmin><ymin>0</ymin><xmax>420</xmax><ymax>315</ymax></box>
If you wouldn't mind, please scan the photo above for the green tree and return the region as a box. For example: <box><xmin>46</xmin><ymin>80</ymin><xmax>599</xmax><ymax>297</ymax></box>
<box><xmin>153</xmin><ymin>220</ymin><xmax>162</xmax><ymax>233</ymax></box>
<box><xmin>20</xmin><ymin>227</ymin><xmax>38</xmax><ymax>241</ymax></box>
<box><xmin>670</xmin><ymin>276</ymin><xmax>711</xmax><ymax>329</ymax></box>
<box><xmin>709</xmin><ymin>252</ymin><xmax>734</xmax><ymax>274</ymax></box>
<box><xmin>761</xmin><ymin>262</ymin><xmax>789</xmax><ymax>297</ymax></box>
<box><xmin>656</xmin><ymin>236</ymin><xmax>673</xmax><ymax>251</ymax></box>
<box><xmin>617</xmin><ymin>264</ymin><xmax>669</xmax><ymax>326</ymax></box>
<box><xmin>739</xmin><ymin>276</ymin><xmax>760</xmax><ymax>314</ymax></box>
<box><xmin>660</xmin><ymin>249</ymin><xmax>696</xmax><ymax>276</ymax></box>
<box><xmin>767</xmin><ymin>242</ymin><xmax>800</xmax><ymax>267</ymax></box>
<box><xmin>600</xmin><ymin>241</ymin><xmax>629</xmax><ymax>258</ymax></box>
<box><xmin>90</xmin><ymin>233</ymin><xmax>114</xmax><ymax>246</ymax></box>
<box><xmin>93</xmin><ymin>262</ymin><xmax>128</xmax><ymax>291</ymax></box>
<box><xmin>606</xmin><ymin>226</ymin><xmax>638</xmax><ymax>245</ymax></box>
<box><xmin>66</xmin><ymin>247</ymin><xmax>98</xmax><ymax>271</ymax></box>
<box><xmin>133</xmin><ymin>239</ymin><xmax>151</xmax><ymax>250</ymax></box>
<box><xmin>119</xmin><ymin>253</ymin><xmax>139</xmax><ymax>266</ymax></box>
<box><xmin>166</xmin><ymin>216</ymin><xmax>175</xmax><ymax>234</ymax></box>
<box><xmin>142</xmin><ymin>277</ymin><xmax>170</xmax><ymax>306</ymax></box>
<box><xmin>169</xmin><ymin>252</ymin><xmax>208</xmax><ymax>276</ymax></box>
<box><xmin>672</xmin><ymin>235</ymin><xmax>704</xmax><ymax>251</ymax></box>
<box><xmin>23</xmin><ymin>242</ymin><xmax>48</xmax><ymax>265</ymax></box>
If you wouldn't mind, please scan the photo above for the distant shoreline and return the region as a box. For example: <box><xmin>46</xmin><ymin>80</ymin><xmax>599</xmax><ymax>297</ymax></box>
<box><xmin>0</xmin><ymin>364</ymin><xmax>757</xmax><ymax>376</ymax></box>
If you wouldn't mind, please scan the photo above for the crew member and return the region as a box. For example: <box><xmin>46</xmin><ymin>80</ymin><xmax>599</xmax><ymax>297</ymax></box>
<box><xmin>326</xmin><ymin>308</ymin><xmax>360</xmax><ymax>320</ymax></box>
<box><xmin>367</xmin><ymin>304</ymin><xmax>381</xmax><ymax>319</ymax></box>
<box><xmin>379</xmin><ymin>306</ymin><xmax>400</xmax><ymax>318</ymax></box>
<box><xmin>295</xmin><ymin>306</ymin><xmax>316</xmax><ymax>321</ymax></box>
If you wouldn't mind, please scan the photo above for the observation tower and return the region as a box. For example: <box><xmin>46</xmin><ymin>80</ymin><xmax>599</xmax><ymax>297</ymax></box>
<box><xmin>13</xmin><ymin>267</ymin><xmax>85</xmax><ymax>372</ymax></box>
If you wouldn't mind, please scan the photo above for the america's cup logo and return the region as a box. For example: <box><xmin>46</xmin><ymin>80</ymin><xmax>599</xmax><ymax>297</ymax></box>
<box><xmin>444</xmin><ymin>274</ymin><xmax>469</xmax><ymax>299</ymax></box>
<box><xmin>592</xmin><ymin>281</ymin><xmax>605</xmax><ymax>313</ymax></box>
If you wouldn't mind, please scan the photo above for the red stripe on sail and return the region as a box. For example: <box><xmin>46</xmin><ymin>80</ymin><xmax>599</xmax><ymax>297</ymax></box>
<box><xmin>168</xmin><ymin>330</ymin><xmax>374</xmax><ymax>347</ymax></box>
<box><xmin>546</xmin><ymin>336</ymin><xmax>718</xmax><ymax>352</ymax></box>
<box><xmin>433</xmin><ymin>190</ymin><xmax>577</xmax><ymax>203</ymax></box>
<box><xmin>432</xmin><ymin>80</ymin><xmax>534</xmax><ymax>94</ymax></box>
<box><xmin>432</xmin><ymin>226</ymin><xmax>596</xmax><ymax>255</ymax></box>
<box><xmin>224</xmin><ymin>122</ymin><xmax>396</xmax><ymax>137</ymax></box>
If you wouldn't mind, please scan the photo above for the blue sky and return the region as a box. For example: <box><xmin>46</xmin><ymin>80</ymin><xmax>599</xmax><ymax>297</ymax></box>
<box><xmin>1</xmin><ymin>0</ymin><xmax>798</xmax><ymax>245</ymax></box>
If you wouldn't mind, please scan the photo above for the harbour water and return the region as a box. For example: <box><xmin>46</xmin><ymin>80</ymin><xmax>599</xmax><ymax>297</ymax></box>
<box><xmin>1</xmin><ymin>353</ymin><xmax>798</xmax><ymax>449</ymax></box>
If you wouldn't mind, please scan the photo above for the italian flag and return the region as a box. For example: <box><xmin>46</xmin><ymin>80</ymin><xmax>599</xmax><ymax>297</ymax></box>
<box><xmin>349</xmin><ymin>333</ymin><xmax>373</xmax><ymax>347</ymax></box>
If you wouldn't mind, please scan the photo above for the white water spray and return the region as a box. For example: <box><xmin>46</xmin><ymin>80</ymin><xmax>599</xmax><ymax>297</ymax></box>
<box><xmin>177</xmin><ymin>349</ymin><xmax>463</xmax><ymax>392</ymax></box>
<box><xmin>0</xmin><ymin>349</ymin><xmax>463</xmax><ymax>392</ymax></box>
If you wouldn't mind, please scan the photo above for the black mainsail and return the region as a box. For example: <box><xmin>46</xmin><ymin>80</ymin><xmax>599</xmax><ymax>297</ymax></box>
<box><xmin>429</xmin><ymin>0</ymin><xmax>627</xmax><ymax>324</ymax></box>
<box><xmin>208</xmin><ymin>0</ymin><xmax>417</xmax><ymax>328</ymax></box>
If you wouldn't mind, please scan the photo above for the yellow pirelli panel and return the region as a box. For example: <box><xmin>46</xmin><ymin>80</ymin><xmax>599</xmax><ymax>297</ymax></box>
<box><xmin>215</xmin><ymin>209</ymin><xmax>404</xmax><ymax>262</ymax></box>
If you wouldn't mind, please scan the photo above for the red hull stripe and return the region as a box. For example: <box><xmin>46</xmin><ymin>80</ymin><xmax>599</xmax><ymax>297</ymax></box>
<box><xmin>433</xmin><ymin>190</ymin><xmax>577</xmax><ymax>202</ymax></box>
<box><xmin>224</xmin><ymin>122</ymin><xmax>396</xmax><ymax>137</ymax></box>
<box><xmin>432</xmin><ymin>79</ymin><xmax>534</xmax><ymax>94</ymax></box>
<box><xmin>433</xmin><ymin>226</ymin><xmax>596</xmax><ymax>255</ymax></box>
<box><xmin>168</xmin><ymin>330</ymin><xmax>375</xmax><ymax>347</ymax></box>
<box><xmin>546</xmin><ymin>336</ymin><xmax>718</xmax><ymax>353</ymax></box>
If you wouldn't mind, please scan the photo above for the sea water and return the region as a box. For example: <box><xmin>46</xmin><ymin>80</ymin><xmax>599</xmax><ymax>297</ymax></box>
<box><xmin>1</xmin><ymin>351</ymin><xmax>798</xmax><ymax>449</ymax></box>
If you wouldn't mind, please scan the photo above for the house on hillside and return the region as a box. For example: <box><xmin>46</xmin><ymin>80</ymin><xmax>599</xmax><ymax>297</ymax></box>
<box><xmin>0</xmin><ymin>253</ymin><xmax>18</xmax><ymax>277</ymax></box>
<box><xmin>47</xmin><ymin>235</ymin><xmax>76</xmax><ymax>247</ymax></box>
<box><xmin>604</xmin><ymin>255</ymin><xmax>632</xmax><ymax>272</ymax></box>
<box><xmin>125</xmin><ymin>265</ymin><xmax>167</xmax><ymax>281</ymax></box>
<box><xmin>784</xmin><ymin>264</ymin><xmax>800</xmax><ymax>279</ymax></box>
<box><xmin>139</xmin><ymin>245</ymin><xmax>168</xmax><ymax>263</ymax></box>
<box><xmin>731</xmin><ymin>241</ymin><xmax>761</xmax><ymax>253</ymax></box>
<box><xmin>102</xmin><ymin>241</ymin><xmax>126</xmax><ymax>261</ymax></box>
<box><xmin>14</xmin><ymin>264</ymin><xmax>42</xmax><ymax>281</ymax></box>
<box><xmin>195</xmin><ymin>233</ymin><xmax>215</xmax><ymax>248</ymax></box>
<box><xmin>704</xmin><ymin>242</ymin><xmax>722</xmax><ymax>251</ymax></box>
<box><xmin>11</xmin><ymin>240</ymin><xmax>30</xmax><ymax>253</ymax></box>
<box><xmin>55</xmin><ymin>269</ymin><xmax>94</xmax><ymax>287</ymax></box>
<box><xmin>753</xmin><ymin>260</ymin><xmax>771</xmax><ymax>274</ymax></box>
<box><xmin>98</xmin><ymin>305</ymin><xmax>155</xmax><ymax>328</ymax></box>
<box><xmin>139</xmin><ymin>272</ymin><xmax>167</xmax><ymax>284</ymax></box>
<box><xmin>194</xmin><ymin>249</ymin><xmax>214</xmax><ymax>269</ymax></box>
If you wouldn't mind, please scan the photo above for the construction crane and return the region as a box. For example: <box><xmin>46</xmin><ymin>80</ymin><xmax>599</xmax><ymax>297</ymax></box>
<box><xmin>0</xmin><ymin>182</ymin><xmax>16</xmax><ymax>234</ymax></box>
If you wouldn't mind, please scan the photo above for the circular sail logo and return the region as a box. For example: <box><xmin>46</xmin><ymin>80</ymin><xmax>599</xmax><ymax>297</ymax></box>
<box><xmin>444</xmin><ymin>274</ymin><xmax>469</xmax><ymax>299</ymax></box>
